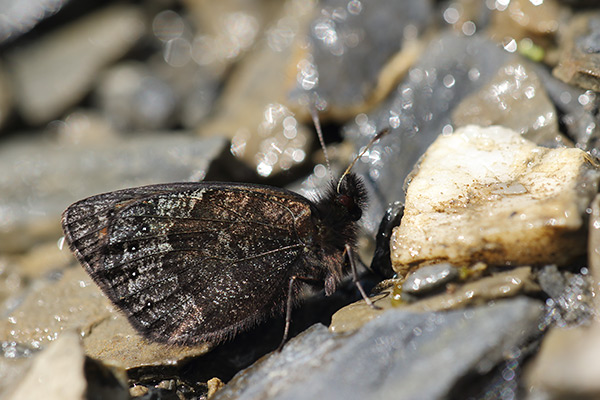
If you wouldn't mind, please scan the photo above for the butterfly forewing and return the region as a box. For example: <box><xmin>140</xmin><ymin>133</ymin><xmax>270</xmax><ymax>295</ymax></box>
<box><xmin>61</xmin><ymin>182</ymin><xmax>318</xmax><ymax>344</ymax></box>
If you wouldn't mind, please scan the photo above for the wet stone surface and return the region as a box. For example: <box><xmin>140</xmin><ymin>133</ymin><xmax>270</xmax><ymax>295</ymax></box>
<box><xmin>289</xmin><ymin>0</ymin><xmax>432</xmax><ymax>120</ymax></box>
<box><xmin>401</xmin><ymin>263</ymin><xmax>459</xmax><ymax>295</ymax></box>
<box><xmin>214</xmin><ymin>298</ymin><xmax>544</xmax><ymax>400</ymax></box>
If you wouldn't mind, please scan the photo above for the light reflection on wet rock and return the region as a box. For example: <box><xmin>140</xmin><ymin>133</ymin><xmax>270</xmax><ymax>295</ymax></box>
<box><xmin>199</xmin><ymin>0</ymin><xmax>316</xmax><ymax>177</ymax></box>
<box><xmin>452</xmin><ymin>59</ymin><xmax>567</xmax><ymax>146</ymax></box>
<box><xmin>538</xmin><ymin>265</ymin><xmax>594</xmax><ymax>328</ymax></box>
<box><xmin>402</xmin><ymin>263</ymin><xmax>459</xmax><ymax>296</ymax></box>
<box><xmin>3</xmin><ymin>331</ymin><xmax>129</xmax><ymax>400</ymax></box>
<box><xmin>290</xmin><ymin>0</ymin><xmax>432</xmax><ymax>120</ymax></box>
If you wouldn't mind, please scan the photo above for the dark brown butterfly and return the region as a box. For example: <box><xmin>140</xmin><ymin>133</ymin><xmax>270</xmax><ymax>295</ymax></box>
<box><xmin>61</xmin><ymin>117</ymin><xmax>387</xmax><ymax>348</ymax></box>
<box><xmin>61</xmin><ymin>175</ymin><xmax>369</xmax><ymax>346</ymax></box>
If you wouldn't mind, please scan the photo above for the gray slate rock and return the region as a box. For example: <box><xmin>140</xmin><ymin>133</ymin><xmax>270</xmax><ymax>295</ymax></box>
<box><xmin>214</xmin><ymin>297</ymin><xmax>544</xmax><ymax>400</ymax></box>
<box><xmin>402</xmin><ymin>262</ymin><xmax>459</xmax><ymax>294</ymax></box>
<box><xmin>0</xmin><ymin>134</ymin><xmax>229</xmax><ymax>252</ymax></box>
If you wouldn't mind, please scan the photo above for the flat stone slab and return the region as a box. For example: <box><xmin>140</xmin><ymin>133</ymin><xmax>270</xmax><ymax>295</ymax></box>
<box><xmin>214</xmin><ymin>298</ymin><xmax>543</xmax><ymax>400</ymax></box>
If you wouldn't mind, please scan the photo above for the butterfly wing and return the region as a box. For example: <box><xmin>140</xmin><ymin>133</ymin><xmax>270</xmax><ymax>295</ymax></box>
<box><xmin>61</xmin><ymin>182</ymin><xmax>317</xmax><ymax>345</ymax></box>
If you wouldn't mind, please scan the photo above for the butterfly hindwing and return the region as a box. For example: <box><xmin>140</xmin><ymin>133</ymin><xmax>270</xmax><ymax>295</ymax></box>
<box><xmin>61</xmin><ymin>182</ymin><xmax>318</xmax><ymax>344</ymax></box>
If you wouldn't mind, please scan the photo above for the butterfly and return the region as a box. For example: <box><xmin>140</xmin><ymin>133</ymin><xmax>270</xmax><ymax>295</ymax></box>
<box><xmin>61</xmin><ymin>174</ymin><xmax>371</xmax><ymax>346</ymax></box>
<box><xmin>61</xmin><ymin>108</ymin><xmax>388</xmax><ymax>348</ymax></box>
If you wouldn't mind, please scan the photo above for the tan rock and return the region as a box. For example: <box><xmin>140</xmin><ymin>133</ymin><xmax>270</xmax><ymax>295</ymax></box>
<box><xmin>391</xmin><ymin>125</ymin><xmax>599</xmax><ymax>276</ymax></box>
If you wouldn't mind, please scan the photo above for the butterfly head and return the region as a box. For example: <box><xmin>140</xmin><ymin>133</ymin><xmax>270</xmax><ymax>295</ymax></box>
<box><xmin>335</xmin><ymin>173</ymin><xmax>367</xmax><ymax>222</ymax></box>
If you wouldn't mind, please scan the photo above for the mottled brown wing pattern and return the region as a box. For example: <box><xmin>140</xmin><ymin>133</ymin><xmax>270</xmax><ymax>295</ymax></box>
<box><xmin>61</xmin><ymin>182</ymin><xmax>318</xmax><ymax>345</ymax></box>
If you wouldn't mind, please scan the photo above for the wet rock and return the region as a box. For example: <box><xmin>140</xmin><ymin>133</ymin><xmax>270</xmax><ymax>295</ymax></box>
<box><xmin>391</xmin><ymin>125</ymin><xmax>599</xmax><ymax>276</ymax></box>
<box><xmin>342</xmin><ymin>34</ymin><xmax>511</xmax><ymax>235</ymax></box>
<box><xmin>0</xmin><ymin>342</ymin><xmax>38</xmax><ymax>396</ymax></box>
<box><xmin>199</xmin><ymin>0</ymin><xmax>316</xmax><ymax>177</ymax></box>
<box><xmin>0</xmin><ymin>266</ymin><xmax>210</xmax><ymax>370</ymax></box>
<box><xmin>3</xmin><ymin>330</ymin><xmax>129</xmax><ymax>400</ymax></box>
<box><xmin>0</xmin><ymin>267</ymin><xmax>114</xmax><ymax>349</ymax></box>
<box><xmin>290</xmin><ymin>0</ymin><xmax>432</xmax><ymax>120</ymax></box>
<box><xmin>452</xmin><ymin>59</ymin><xmax>565</xmax><ymax>146</ymax></box>
<box><xmin>540</xmin><ymin>266</ymin><xmax>594</xmax><ymax>328</ymax></box>
<box><xmin>533</xmin><ymin>64</ymin><xmax>600</xmax><ymax>157</ymax></box>
<box><xmin>537</xmin><ymin>264</ymin><xmax>567</xmax><ymax>299</ymax></box>
<box><xmin>0</xmin><ymin>132</ymin><xmax>230</xmax><ymax>253</ymax></box>
<box><xmin>402</xmin><ymin>262</ymin><xmax>459</xmax><ymax>295</ymax></box>
<box><xmin>183</xmin><ymin>0</ymin><xmax>282</xmax><ymax>70</ymax></box>
<box><xmin>330</xmin><ymin>266</ymin><xmax>539</xmax><ymax>333</ymax></box>
<box><xmin>215</xmin><ymin>298</ymin><xmax>543</xmax><ymax>400</ymax></box>
<box><xmin>589</xmin><ymin>193</ymin><xmax>600</xmax><ymax>304</ymax></box>
<box><xmin>0</xmin><ymin>0</ymin><xmax>71</xmax><ymax>44</ymax></box>
<box><xmin>486</xmin><ymin>0</ymin><xmax>561</xmax><ymax>45</ymax></box>
<box><xmin>0</xmin><ymin>259</ymin><xmax>26</xmax><ymax>315</ymax></box>
<box><xmin>5</xmin><ymin>5</ymin><xmax>146</xmax><ymax>125</ymax></box>
<box><xmin>82</xmin><ymin>312</ymin><xmax>210</xmax><ymax>370</ymax></box>
<box><xmin>95</xmin><ymin>62</ymin><xmax>178</xmax><ymax>131</ymax></box>
<box><xmin>554</xmin><ymin>13</ymin><xmax>600</xmax><ymax>92</ymax></box>
<box><xmin>525</xmin><ymin>193</ymin><xmax>600</xmax><ymax>398</ymax></box>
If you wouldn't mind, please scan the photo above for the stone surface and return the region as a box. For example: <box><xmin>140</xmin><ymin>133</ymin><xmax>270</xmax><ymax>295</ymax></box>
<box><xmin>199</xmin><ymin>0</ymin><xmax>316</xmax><ymax>177</ymax></box>
<box><xmin>391</xmin><ymin>125</ymin><xmax>599</xmax><ymax>275</ymax></box>
<box><xmin>0</xmin><ymin>62</ymin><xmax>12</xmax><ymax>131</ymax></box>
<box><xmin>589</xmin><ymin>193</ymin><xmax>600</xmax><ymax>308</ymax></box>
<box><xmin>487</xmin><ymin>0</ymin><xmax>561</xmax><ymax>44</ymax></box>
<box><xmin>0</xmin><ymin>343</ymin><xmax>37</xmax><ymax>396</ymax></box>
<box><xmin>3</xmin><ymin>330</ymin><xmax>129</xmax><ymax>400</ymax></box>
<box><xmin>330</xmin><ymin>266</ymin><xmax>539</xmax><ymax>333</ymax></box>
<box><xmin>289</xmin><ymin>0</ymin><xmax>431</xmax><ymax>120</ymax></box>
<box><xmin>526</xmin><ymin>324</ymin><xmax>600</xmax><ymax>398</ymax></box>
<box><xmin>4</xmin><ymin>331</ymin><xmax>87</xmax><ymax>400</ymax></box>
<box><xmin>554</xmin><ymin>13</ymin><xmax>600</xmax><ymax>92</ymax></box>
<box><xmin>0</xmin><ymin>266</ymin><xmax>210</xmax><ymax>371</ymax></box>
<box><xmin>215</xmin><ymin>298</ymin><xmax>543</xmax><ymax>400</ymax></box>
<box><xmin>6</xmin><ymin>5</ymin><xmax>146</xmax><ymax>124</ymax></box>
<box><xmin>0</xmin><ymin>133</ymin><xmax>229</xmax><ymax>253</ymax></box>
<box><xmin>452</xmin><ymin>59</ymin><xmax>563</xmax><ymax>146</ymax></box>
<box><xmin>539</xmin><ymin>265</ymin><xmax>594</xmax><ymax>328</ymax></box>
<box><xmin>402</xmin><ymin>263</ymin><xmax>459</xmax><ymax>294</ymax></box>
<box><xmin>82</xmin><ymin>313</ymin><xmax>210</xmax><ymax>370</ymax></box>
<box><xmin>525</xmin><ymin>193</ymin><xmax>600</xmax><ymax>398</ymax></box>
<box><xmin>0</xmin><ymin>0</ymin><xmax>72</xmax><ymax>44</ymax></box>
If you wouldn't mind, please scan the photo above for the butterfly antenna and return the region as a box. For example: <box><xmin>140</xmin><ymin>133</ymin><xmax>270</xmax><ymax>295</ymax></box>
<box><xmin>310</xmin><ymin>106</ymin><xmax>333</xmax><ymax>182</ymax></box>
<box><xmin>336</xmin><ymin>127</ymin><xmax>390</xmax><ymax>193</ymax></box>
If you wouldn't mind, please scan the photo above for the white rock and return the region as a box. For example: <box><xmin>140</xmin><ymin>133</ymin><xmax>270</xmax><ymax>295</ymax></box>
<box><xmin>391</xmin><ymin>125</ymin><xmax>599</xmax><ymax>275</ymax></box>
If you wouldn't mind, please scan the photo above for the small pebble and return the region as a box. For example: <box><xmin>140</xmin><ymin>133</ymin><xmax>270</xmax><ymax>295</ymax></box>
<box><xmin>402</xmin><ymin>263</ymin><xmax>459</xmax><ymax>294</ymax></box>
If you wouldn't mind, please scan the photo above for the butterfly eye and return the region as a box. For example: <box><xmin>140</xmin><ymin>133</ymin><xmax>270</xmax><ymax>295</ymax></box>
<box><xmin>338</xmin><ymin>194</ymin><xmax>353</xmax><ymax>209</ymax></box>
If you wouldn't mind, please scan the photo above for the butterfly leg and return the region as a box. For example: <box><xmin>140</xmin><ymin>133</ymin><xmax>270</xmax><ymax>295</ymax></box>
<box><xmin>278</xmin><ymin>275</ymin><xmax>320</xmax><ymax>352</ymax></box>
<box><xmin>345</xmin><ymin>244</ymin><xmax>382</xmax><ymax>310</ymax></box>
